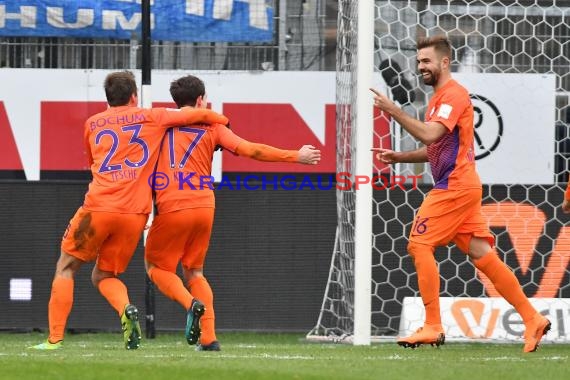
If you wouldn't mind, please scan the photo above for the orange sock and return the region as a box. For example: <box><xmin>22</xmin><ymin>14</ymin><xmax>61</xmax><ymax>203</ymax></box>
<box><xmin>473</xmin><ymin>250</ymin><xmax>536</xmax><ymax>323</ymax></box>
<box><xmin>97</xmin><ymin>278</ymin><xmax>130</xmax><ymax>317</ymax></box>
<box><xmin>188</xmin><ymin>276</ymin><xmax>216</xmax><ymax>344</ymax></box>
<box><xmin>148</xmin><ymin>267</ymin><xmax>192</xmax><ymax>310</ymax></box>
<box><xmin>47</xmin><ymin>277</ymin><xmax>74</xmax><ymax>343</ymax></box>
<box><xmin>408</xmin><ymin>242</ymin><xmax>441</xmax><ymax>326</ymax></box>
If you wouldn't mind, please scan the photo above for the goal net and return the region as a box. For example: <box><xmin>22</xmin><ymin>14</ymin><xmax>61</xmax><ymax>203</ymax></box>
<box><xmin>308</xmin><ymin>0</ymin><xmax>570</xmax><ymax>343</ymax></box>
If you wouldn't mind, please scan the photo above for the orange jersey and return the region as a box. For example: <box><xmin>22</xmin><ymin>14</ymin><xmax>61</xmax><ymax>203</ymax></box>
<box><xmin>82</xmin><ymin>106</ymin><xmax>228</xmax><ymax>213</ymax></box>
<box><xmin>425</xmin><ymin>79</ymin><xmax>481</xmax><ymax>190</ymax></box>
<box><xmin>154</xmin><ymin>124</ymin><xmax>300</xmax><ymax>213</ymax></box>
<box><xmin>154</xmin><ymin>123</ymin><xmax>243</xmax><ymax>213</ymax></box>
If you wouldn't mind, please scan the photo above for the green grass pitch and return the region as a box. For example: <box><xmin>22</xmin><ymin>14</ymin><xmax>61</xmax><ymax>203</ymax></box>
<box><xmin>1</xmin><ymin>332</ymin><xmax>569</xmax><ymax>380</ymax></box>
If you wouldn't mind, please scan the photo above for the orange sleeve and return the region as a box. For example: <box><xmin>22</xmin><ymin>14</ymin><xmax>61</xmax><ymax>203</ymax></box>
<box><xmin>152</xmin><ymin>107</ymin><xmax>229</xmax><ymax>128</ymax></box>
<box><xmin>179</xmin><ymin>107</ymin><xmax>229</xmax><ymax>126</ymax></box>
<box><xmin>565</xmin><ymin>180</ymin><xmax>570</xmax><ymax>200</ymax></box>
<box><xmin>216</xmin><ymin>124</ymin><xmax>244</xmax><ymax>153</ymax></box>
<box><xmin>234</xmin><ymin>140</ymin><xmax>299</xmax><ymax>162</ymax></box>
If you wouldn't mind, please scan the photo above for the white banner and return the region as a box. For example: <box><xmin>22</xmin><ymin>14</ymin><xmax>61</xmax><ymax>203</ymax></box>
<box><xmin>399</xmin><ymin>296</ymin><xmax>570</xmax><ymax>343</ymax></box>
<box><xmin>454</xmin><ymin>73</ymin><xmax>556</xmax><ymax>185</ymax></box>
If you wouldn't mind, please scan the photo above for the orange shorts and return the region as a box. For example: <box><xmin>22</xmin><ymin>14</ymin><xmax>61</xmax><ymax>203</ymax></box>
<box><xmin>61</xmin><ymin>207</ymin><xmax>148</xmax><ymax>275</ymax></box>
<box><xmin>144</xmin><ymin>207</ymin><xmax>214</xmax><ymax>272</ymax></box>
<box><xmin>409</xmin><ymin>188</ymin><xmax>494</xmax><ymax>253</ymax></box>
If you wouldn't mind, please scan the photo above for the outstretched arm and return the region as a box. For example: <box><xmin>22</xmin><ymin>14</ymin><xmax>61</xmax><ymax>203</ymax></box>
<box><xmin>234</xmin><ymin>141</ymin><xmax>321</xmax><ymax>165</ymax></box>
<box><xmin>371</xmin><ymin>146</ymin><xmax>427</xmax><ymax>164</ymax></box>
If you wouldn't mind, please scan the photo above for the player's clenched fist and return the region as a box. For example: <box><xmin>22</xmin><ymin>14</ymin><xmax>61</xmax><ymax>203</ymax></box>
<box><xmin>298</xmin><ymin>145</ymin><xmax>321</xmax><ymax>165</ymax></box>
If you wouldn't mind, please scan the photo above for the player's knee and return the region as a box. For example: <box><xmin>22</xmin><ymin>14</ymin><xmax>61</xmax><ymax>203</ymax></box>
<box><xmin>54</xmin><ymin>251</ymin><xmax>83</xmax><ymax>278</ymax></box>
<box><xmin>90</xmin><ymin>270</ymin><xmax>102</xmax><ymax>287</ymax></box>
<box><xmin>91</xmin><ymin>266</ymin><xmax>115</xmax><ymax>287</ymax></box>
<box><xmin>468</xmin><ymin>237</ymin><xmax>493</xmax><ymax>260</ymax></box>
<box><xmin>184</xmin><ymin>267</ymin><xmax>203</xmax><ymax>280</ymax></box>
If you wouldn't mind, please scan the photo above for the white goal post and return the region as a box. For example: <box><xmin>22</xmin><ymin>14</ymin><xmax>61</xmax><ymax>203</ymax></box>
<box><xmin>353</xmin><ymin>0</ymin><xmax>374</xmax><ymax>346</ymax></box>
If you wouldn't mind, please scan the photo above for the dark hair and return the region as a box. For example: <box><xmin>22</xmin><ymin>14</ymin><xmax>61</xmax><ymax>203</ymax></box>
<box><xmin>104</xmin><ymin>71</ymin><xmax>137</xmax><ymax>106</ymax></box>
<box><xmin>417</xmin><ymin>35</ymin><xmax>452</xmax><ymax>60</ymax></box>
<box><xmin>170</xmin><ymin>75</ymin><xmax>205</xmax><ymax>108</ymax></box>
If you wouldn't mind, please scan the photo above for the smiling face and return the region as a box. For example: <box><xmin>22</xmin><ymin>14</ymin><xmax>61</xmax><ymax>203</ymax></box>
<box><xmin>417</xmin><ymin>46</ymin><xmax>448</xmax><ymax>87</ymax></box>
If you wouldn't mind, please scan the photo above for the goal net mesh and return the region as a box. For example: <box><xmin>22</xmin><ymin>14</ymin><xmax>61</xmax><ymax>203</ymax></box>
<box><xmin>308</xmin><ymin>0</ymin><xmax>570</xmax><ymax>342</ymax></box>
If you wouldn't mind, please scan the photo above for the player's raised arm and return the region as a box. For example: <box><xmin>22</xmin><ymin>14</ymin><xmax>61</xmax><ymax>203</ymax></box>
<box><xmin>234</xmin><ymin>141</ymin><xmax>321</xmax><ymax>165</ymax></box>
<box><xmin>370</xmin><ymin>88</ymin><xmax>447</xmax><ymax>145</ymax></box>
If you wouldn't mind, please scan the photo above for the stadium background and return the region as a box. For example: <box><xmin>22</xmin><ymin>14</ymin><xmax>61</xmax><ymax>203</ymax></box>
<box><xmin>1</xmin><ymin>0</ymin><xmax>570</xmax><ymax>336</ymax></box>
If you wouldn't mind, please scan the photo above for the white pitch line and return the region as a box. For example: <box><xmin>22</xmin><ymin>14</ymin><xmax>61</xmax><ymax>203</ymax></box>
<box><xmin>189</xmin><ymin>353</ymin><xmax>317</xmax><ymax>360</ymax></box>
<box><xmin>459</xmin><ymin>356</ymin><xmax>569</xmax><ymax>362</ymax></box>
